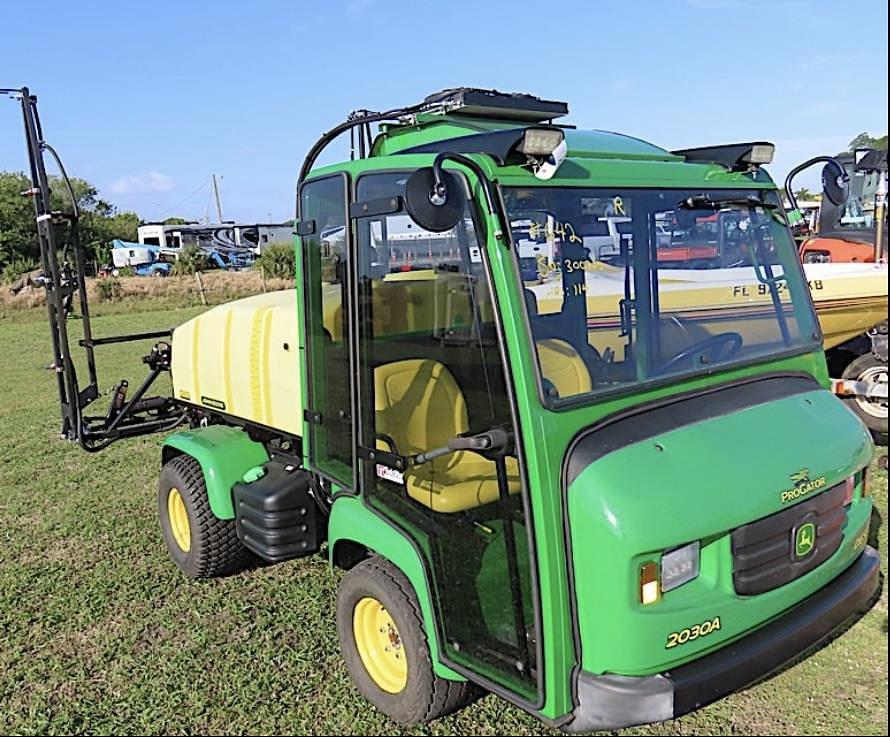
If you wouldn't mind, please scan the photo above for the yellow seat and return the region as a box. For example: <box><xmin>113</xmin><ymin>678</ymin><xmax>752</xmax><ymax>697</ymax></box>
<box><xmin>374</xmin><ymin>359</ymin><xmax>520</xmax><ymax>513</ymax></box>
<box><xmin>536</xmin><ymin>339</ymin><xmax>592</xmax><ymax>398</ymax></box>
<box><xmin>524</xmin><ymin>289</ymin><xmax>592</xmax><ymax>398</ymax></box>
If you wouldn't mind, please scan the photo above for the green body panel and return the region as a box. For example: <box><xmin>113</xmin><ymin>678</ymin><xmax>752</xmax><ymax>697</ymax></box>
<box><xmin>566</xmin><ymin>388</ymin><xmax>873</xmax><ymax>676</ymax></box>
<box><xmin>163</xmin><ymin>425</ymin><xmax>269</xmax><ymax>519</ymax></box>
<box><xmin>327</xmin><ymin>494</ymin><xmax>464</xmax><ymax>681</ymax></box>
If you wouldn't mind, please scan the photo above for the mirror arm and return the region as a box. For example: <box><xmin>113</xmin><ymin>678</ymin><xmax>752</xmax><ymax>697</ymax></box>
<box><xmin>432</xmin><ymin>152</ymin><xmax>511</xmax><ymax>246</ymax></box>
<box><xmin>784</xmin><ymin>155</ymin><xmax>849</xmax><ymax>212</ymax></box>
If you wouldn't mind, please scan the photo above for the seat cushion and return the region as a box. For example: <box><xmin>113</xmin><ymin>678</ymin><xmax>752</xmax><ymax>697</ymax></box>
<box><xmin>407</xmin><ymin>454</ymin><xmax>520</xmax><ymax>513</ymax></box>
<box><xmin>374</xmin><ymin>358</ymin><xmax>521</xmax><ymax>513</ymax></box>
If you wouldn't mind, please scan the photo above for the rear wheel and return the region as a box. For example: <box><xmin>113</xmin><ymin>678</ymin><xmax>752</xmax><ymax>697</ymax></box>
<box><xmin>841</xmin><ymin>353</ymin><xmax>888</xmax><ymax>436</ymax></box>
<box><xmin>336</xmin><ymin>557</ymin><xmax>477</xmax><ymax>723</ymax></box>
<box><xmin>158</xmin><ymin>454</ymin><xmax>254</xmax><ymax>578</ymax></box>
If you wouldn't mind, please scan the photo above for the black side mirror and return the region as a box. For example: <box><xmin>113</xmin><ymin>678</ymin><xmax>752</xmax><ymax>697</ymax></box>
<box><xmin>404</xmin><ymin>167</ymin><xmax>464</xmax><ymax>232</ymax></box>
<box><xmin>821</xmin><ymin>160</ymin><xmax>850</xmax><ymax>207</ymax></box>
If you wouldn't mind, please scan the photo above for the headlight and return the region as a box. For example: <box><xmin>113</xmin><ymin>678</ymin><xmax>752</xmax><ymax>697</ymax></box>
<box><xmin>516</xmin><ymin>127</ymin><xmax>565</xmax><ymax>156</ymax></box>
<box><xmin>661</xmin><ymin>541</ymin><xmax>700</xmax><ymax>593</ymax></box>
<box><xmin>639</xmin><ymin>561</ymin><xmax>660</xmax><ymax>605</ymax></box>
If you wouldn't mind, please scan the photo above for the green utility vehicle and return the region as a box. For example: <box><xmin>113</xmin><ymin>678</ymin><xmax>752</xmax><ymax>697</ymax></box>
<box><xmin>8</xmin><ymin>86</ymin><xmax>881</xmax><ymax>731</ymax></box>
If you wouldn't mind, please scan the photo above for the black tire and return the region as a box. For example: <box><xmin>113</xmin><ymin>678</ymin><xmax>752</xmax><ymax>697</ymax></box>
<box><xmin>841</xmin><ymin>353</ymin><xmax>888</xmax><ymax>435</ymax></box>
<box><xmin>336</xmin><ymin>557</ymin><xmax>477</xmax><ymax>724</ymax></box>
<box><xmin>158</xmin><ymin>454</ymin><xmax>254</xmax><ymax>578</ymax></box>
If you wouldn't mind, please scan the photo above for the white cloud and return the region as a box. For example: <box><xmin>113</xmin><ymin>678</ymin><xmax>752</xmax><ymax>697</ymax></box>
<box><xmin>108</xmin><ymin>172</ymin><xmax>175</xmax><ymax>195</ymax></box>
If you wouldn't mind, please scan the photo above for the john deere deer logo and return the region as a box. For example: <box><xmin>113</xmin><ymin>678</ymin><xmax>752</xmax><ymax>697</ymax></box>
<box><xmin>781</xmin><ymin>468</ymin><xmax>827</xmax><ymax>504</ymax></box>
<box><xmin>789</xmin><ymin>469</ymin><xmax>810</xmax><ymax>485</ymax></box>
<box><xmin>795</xmin><ymin>522</ymin><xmax>816</xmax><ymax>558</ymax></box>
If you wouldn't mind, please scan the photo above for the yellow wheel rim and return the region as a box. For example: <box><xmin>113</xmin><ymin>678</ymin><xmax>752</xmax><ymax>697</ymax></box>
<box><xmin>167</xmin><ymin>487</ymin><xmax>191</xmax><ymax>552</ymax></box>
<box><xmin>353</xmin><ymin>596</ymin><xmax>408</xmax><ymax>693</ymax></box>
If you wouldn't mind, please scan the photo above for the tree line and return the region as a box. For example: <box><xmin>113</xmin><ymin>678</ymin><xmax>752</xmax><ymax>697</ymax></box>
<box><xmin>0</xmin><ymin>170</ymin><xmax>141</xmax><ymax>281</ymax></box>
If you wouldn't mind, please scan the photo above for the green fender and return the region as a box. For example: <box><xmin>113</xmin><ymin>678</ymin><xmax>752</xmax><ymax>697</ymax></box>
<box><xmin>328</xmin><ymin>494</ymin><xmax>464</xmax><ymax>682</ymax></box>
<box><xmin>162</xmin><ymin>425</ymin><xmax>269</xmax><ymax>519</ymax></box>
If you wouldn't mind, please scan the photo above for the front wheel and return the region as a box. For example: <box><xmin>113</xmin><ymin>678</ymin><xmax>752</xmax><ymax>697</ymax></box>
<box><xmin>841</xmin><ymin>353</ymin><xmax>888</xmax><ymax>436</ymax></box>
<box><xmin>336</xmin><ymin>557</ymin><xmax>476</xmax><ymax>724</ymax></box>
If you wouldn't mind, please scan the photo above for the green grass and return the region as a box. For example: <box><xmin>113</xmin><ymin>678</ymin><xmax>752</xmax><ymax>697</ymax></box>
<box><xmin>0</xmin><ymin>307</ymin><xmax>886</xmax><ymax>736</ymax></box>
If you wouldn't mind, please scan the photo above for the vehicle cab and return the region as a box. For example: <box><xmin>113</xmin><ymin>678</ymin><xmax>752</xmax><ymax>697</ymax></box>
<box><xmin>295</xmin><ymin>88</ymin><xmax>880</xmax><ymax>730</ymax></box>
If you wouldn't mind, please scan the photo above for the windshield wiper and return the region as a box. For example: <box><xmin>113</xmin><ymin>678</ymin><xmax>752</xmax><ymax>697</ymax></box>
<box><xmin>677</xmin><ymin>194</ymin><xmax>778</xmax><ymax>210</ymax></box>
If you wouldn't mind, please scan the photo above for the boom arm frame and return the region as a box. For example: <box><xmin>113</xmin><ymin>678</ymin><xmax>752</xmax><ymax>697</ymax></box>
<box><xmin>3</xmin><ymin>87</ymin><xmax>186</xmax><ymax>450</ymax></box>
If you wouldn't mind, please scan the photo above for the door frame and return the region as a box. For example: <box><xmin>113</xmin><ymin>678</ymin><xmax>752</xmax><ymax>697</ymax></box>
<box><xmin>298</xmin><ymin>171</ymin><xmax>358</xmax><ymax>492</ymax></box>
<box><xmin>345</xmin><ymin>165</ymin><xmax>547</xmax><ymax>710</ymax></box>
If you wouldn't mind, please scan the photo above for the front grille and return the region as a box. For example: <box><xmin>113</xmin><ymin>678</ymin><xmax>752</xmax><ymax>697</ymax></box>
<box><xmin>731</xmin><ymin>482</ymin><xmax>847</xmax><ymax>595</ymax></box>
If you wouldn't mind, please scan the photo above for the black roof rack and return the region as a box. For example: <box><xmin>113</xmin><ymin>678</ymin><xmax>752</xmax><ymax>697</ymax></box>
<box><xmin>298</xmin><ymin>88</ymin><xmax>567</xmax><ymax>189</ymax></box>
<box><xmin>422</xmin><ymin>88</ymin><xmax>568</xmax><ymax>123</ymax></box>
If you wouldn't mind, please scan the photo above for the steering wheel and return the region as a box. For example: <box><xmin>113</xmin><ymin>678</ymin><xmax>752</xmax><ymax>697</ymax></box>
<box><xmin>657</xmin><ymin>332</ymin><xmax>743</xmax><ymax>375</ymax></box>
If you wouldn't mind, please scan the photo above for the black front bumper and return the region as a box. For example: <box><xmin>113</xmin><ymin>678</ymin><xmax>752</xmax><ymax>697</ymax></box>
<box><xmin>563</xmin><ymin>546</ymin><xmax>881</xmax><ymax>733</ymax></box>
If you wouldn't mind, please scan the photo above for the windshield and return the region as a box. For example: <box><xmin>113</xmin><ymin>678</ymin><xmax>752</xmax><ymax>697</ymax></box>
<box><xmin>505</xmin><ymin>187</ymin><xmax>820</xmax><ymax>406</ymax></box>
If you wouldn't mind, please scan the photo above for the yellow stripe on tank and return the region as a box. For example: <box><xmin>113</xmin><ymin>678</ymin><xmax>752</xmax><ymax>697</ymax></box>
<box><xmin>249</xmin><ymin>309</ymin><xmax>266</xmax><ymax>423</ymax></box>
<box><xmin>262</xmin><ymin>308</ymin><xmax>275</xmax><ymax>428</ymax></box>
<box><xmin>223</xmin><ymin>309</ymin><xmax>234</xmax><ymax>413</ymax></box>
<box><xmin>191</xmin><ymin>316</ymin><xmax>201</xmax><ymax>402</ymax></box>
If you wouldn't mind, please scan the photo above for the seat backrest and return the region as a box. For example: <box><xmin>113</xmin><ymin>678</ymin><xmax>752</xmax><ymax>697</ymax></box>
<box><xmin>536</xmin><ymin>339</ymin><xmax>592</xmax><ymax>398</ymax></box>
<box><xmin>524</xmin><ymin>289</ymin><xmax>593</xmax><ymax>399</ymax></box>
<box><xmin>374</xmin><ymin>359</ymin><xmax>468</xmax><ymax>469</ymax></box>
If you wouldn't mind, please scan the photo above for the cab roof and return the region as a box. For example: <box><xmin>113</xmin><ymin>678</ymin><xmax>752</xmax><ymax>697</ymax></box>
<box><xmin>306</xmin><ymin>88</ymin><xmax>776</xmax><ymax>190</ymax></box>
<box><xmin>372</xmin><ymin>115</ymin><xmax>680</xmax><ymax>164</ymax></box>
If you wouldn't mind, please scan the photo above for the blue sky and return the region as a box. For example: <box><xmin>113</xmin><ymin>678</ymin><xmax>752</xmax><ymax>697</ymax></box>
<box><xmin>1</xmin><ymin>0</ymin><xmax>887</xmax><ymax>223</ymax></box>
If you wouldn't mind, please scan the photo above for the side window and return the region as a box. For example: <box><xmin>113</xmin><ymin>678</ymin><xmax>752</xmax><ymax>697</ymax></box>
<box><xmin>301</xmin><ymin>176</ymin><xmax>353</xmax><ymax>486</ymax></box>
<box><xmin>353</xmin><ymin>172</ymin><xmax>539</xmax><ymax>701</ymax></box>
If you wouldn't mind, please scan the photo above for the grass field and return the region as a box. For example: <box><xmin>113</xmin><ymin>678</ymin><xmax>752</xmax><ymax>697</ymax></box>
<box><xmin>0</xmin><ymin>305</ymin><xmax>886</xmax><ymax>736</ymax></box>
<box><xmin>1</xmin><ymin>272</ymin><xmax>295</xmax><ymax>321</ymax></box>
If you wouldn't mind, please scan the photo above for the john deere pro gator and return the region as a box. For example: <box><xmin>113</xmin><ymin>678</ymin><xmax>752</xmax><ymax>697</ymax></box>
<box><xmin>9</xmin><ymin>86</ymin><xmax>881</xmax><ymax>731</ymax></box>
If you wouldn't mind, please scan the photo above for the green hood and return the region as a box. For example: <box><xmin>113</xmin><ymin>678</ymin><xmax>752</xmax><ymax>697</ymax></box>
<box><xmin>566</xmin><ymin>380</ymin><xmax>873</xmax><ymax>676</ymax></box>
